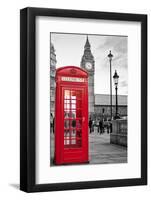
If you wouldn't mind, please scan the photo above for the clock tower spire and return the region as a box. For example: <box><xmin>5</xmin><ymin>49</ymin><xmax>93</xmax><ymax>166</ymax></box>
<box><xmin>80</xmin><ymin>36</ymin><xmax>95</xmax><ymax>115</ymax></box>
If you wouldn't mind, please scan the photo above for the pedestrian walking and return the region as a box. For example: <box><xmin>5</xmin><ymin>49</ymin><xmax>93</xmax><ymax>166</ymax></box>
<box><xmin>99</xmin><ymin>119</ymin><xmax>103</xmax><ymax>134</ymax></box>
<box><xmin>107</xmin><ymin>120</ymin><xmax>110</xmax><ymax>133</ymax></box>
<box><xmin>92</xmin><ymin>120</ymin><xmax>95</xmax><ymax>133</ymax></box>
<box><xmin>89</xmin><ymin>118</ymin><xmax>93</xmax><ymax>134</ymax></box>
<box><xmin>96</xmin><ymin>118</ymin><xmax>100</xmax><ymax>134</ymax></box>
<box><xmin>50</xmin><ymin>113</ymin><xmax>53</xmax><ymax>134</ymax></box>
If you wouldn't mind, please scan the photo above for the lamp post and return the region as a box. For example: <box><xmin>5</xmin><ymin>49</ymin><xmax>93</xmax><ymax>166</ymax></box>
<box><xmin>113</xmin><ymin>70</ymin><xmax>119</xmax><ymax>119</ymax></box>
<box><xmin>108</xmin><ymin>50</ymin><xmax>113</xmax><ymax>120</ymax></box>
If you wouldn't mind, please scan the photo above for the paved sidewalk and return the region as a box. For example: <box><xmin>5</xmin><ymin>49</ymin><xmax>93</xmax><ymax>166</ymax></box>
<box><xmin>89</xmin><ymin>131</ymin><xmax>127</xmax><ymax>164</ymax></box>
<box><xmin>50</xmin><ymin>130</ymin><xmax>127</xmax><ymax>165</ymax></box>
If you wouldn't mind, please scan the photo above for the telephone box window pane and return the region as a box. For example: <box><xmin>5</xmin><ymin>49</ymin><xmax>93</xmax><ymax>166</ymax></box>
<box><xmin>64</xmin><ymin>104</ymin><xmax>67</xmax><ymax>109</ymax></box>
<box><xmin>64</xmin><ymin>111</ymin><xmax>70</xmax><ymax>118</ymax></box>
<box><xmin>64</xmin><ymin>130</ymin><xmax>70</xmax><ymax>146</ymax></box>
<box><xmin>64</xmin><ymin>129</ymin><xmax>67</xmax><ymax>135</ymax></box>
<box><xmin>71</xmin><ymin>104</ymin><xmax>76</xmax><ymax>109</ymax></box>
<box><xmin>64</xmin><ymin>140</ymin><xmax>70</xmax><ymax>145</ymax></box>
<box><xmin>70</xmin><ymin>111</ymin><xmax>76</xmax><ymax>118</ymax></box>
<box><xmin>64</xmin><ymin>120</ymin><xmax>70</xmax><ymax>128</ymax></box>
<box><xmin>64</xmin><ymin>103</ymin><xmax>70</xmax><ymax>109</ymax></box>
<box><xmin>71</xmin><ymin>99</ymin><xmax>76</xmax><ymax>104</ymax></box>
<box><xmin>71</xmin><ymin>139</ymin><xmax>76</xmax><ymax>144</ymax></box>
<box><xmin>71</xmin><ymin>129</ymin><xmax>76</xmax><ymax>137</ymax></box>
<box><xmin>71</xmin><ymin>96</ymin><xmax>76</xmax><ymax>99</ymax></box>
<box><xmin>71</xmin><ymin>119</ymin><xmax>76</xmax><ymax>128</ymax></box>
<box><xmin>64</xmin><ymin>130</ymin><xmax>70</xmax><ymax>141</ymax></box>
<box><xmin>71</xmin><ymin>91</ymin><xmax>76</xmax><ymax>99</ymax></box>
<box><xmin>64</xmin><ymin>90</ymin><xmax>70</xmax><ymax>99</ymax></box>
<box><xmin>64</xmin><ymin>99</ymin><xmax>70</xmax><ymax>104</ymax></box>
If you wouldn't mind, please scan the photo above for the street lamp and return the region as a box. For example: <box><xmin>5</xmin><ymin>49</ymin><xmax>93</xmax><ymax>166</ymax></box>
<box><xmin>113</xmin><ymin>70</ymin><xmax>119</xmax><ymax>119</ymax></box>
<box><xmin>108</xmin><ymin>50</ymin><xmax>113</xmax><ymax>120</ymax></box>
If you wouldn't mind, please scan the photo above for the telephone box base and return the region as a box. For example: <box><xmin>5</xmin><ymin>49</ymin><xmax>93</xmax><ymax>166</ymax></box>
<box><xmin>54</xmin><ymin>159</ymin><xmax>89</xmax><ymax>166</ymax></box>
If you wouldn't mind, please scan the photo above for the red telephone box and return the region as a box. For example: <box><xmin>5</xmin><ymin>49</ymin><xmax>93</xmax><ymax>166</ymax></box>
<box><xmin>54</xmin><ymin>66</ymin><xmax>89</xmax><ymax>165</ymax></box>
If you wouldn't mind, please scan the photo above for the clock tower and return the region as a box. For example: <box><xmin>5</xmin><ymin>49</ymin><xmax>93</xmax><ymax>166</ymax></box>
<box><xmin>80</xmin><ymin>36</ymin><xmax>95</xmax><ymax>115</ymax></box>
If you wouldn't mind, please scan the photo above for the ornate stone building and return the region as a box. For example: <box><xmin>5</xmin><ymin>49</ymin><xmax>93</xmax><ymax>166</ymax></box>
<box><xmin>50</xmin><ymin>43</ymin><xmax>57</xmax><ymax>117</ymax></box>
<box><xmin>80</xmin><ymin>36</ymin><xmax>95</xmax><ymax>115</ymax></box>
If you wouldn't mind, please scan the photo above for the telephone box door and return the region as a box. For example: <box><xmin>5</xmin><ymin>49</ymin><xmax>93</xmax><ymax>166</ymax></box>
<box><xmin>62</xmin><ymin>87</ymin><xmax>88</xmax><ymax>164</ymax></box>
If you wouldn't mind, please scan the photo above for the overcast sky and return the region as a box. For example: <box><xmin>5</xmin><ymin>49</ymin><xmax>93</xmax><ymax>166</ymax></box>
<box><xmin>51</xmin><ymin>33</ymin><xmax>128</xmax><ymax>95</ymax></box>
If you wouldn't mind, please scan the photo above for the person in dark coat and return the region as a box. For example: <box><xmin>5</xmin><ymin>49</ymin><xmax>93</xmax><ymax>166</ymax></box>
<box><xmin>99</xmin><ymin>119</ymin><xmax>103</xmax><ymax>134</ymax></box>
<box><xmin>50</xmin><ymin>113</ymin><xmax>53</xmax><ymax>134</ymax></box>
<box><xmin>89</xmin><ymin>119</ymin><xmax>93</xmax><ymax>134</ymax></box>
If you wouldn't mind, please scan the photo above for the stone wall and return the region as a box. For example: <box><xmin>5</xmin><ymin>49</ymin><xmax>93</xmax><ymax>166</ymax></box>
<box><xmin>110</xmin><ymin>119</ymin><xmax>127</xmax><ymax>147</ymax></box>
<box><xmin>94</xmin><ymin>105</ymin><xmax>127</xmax><ymax>119</ymax></box>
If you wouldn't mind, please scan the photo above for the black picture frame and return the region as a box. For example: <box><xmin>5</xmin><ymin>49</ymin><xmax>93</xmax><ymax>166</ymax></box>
<box><xmin>20</xmin><ymin>7</ymin><xmax>147</xmax><ymax>192</ymax></box>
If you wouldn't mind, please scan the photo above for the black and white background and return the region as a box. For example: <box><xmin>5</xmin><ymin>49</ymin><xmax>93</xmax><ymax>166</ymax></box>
<box><xmin>50</xmin><ymin>32</ymin><xmax>128</xmax><ymax>166</ymax></box>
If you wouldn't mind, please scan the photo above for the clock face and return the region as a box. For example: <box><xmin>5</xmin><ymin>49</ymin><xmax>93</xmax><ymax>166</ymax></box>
<box><xmin>85</xmin><ymin>62</ymin><xmax>92</xmax><ymax>70</ymax></box>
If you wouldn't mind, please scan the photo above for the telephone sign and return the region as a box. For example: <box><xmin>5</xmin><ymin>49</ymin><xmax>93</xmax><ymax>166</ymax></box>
<box><xmin>54</xmin><ymin>66</ymin><xmax>89</xmax><ymax>165</ymax></box>
<box><xmin>61</xmin><ymin>77</ymin><xmax>85</xmax><ymax>82</ymax></box>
